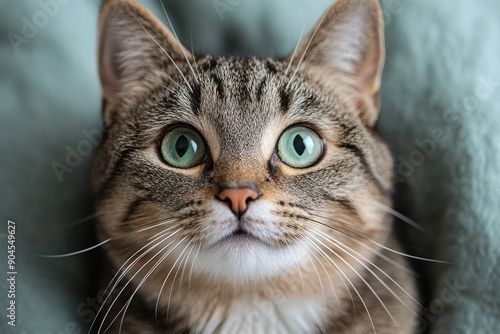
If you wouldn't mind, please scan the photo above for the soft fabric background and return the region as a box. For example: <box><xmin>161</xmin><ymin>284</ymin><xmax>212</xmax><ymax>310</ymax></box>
<box><xmin>0</xmin><ymin>0</ymin><xmax>499</xmax><ymax>333</ymax></box>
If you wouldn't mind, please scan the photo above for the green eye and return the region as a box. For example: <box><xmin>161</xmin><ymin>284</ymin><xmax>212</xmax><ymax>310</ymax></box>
<box><xmin>277</xmin><ymin>126</ymin><xmax>323</xmax><ymax>168</ymax></box>
<box><xmin>160</xmin><ymin>127</ymin><xmax>207</xmax><ymax>168</ymax></box>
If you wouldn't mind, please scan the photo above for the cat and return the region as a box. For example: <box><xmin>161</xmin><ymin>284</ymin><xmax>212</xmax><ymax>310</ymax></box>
<box><xmin>92</xmin><ymin>0</ymin><xmax>419</xmax><ymax>333</ymax></box>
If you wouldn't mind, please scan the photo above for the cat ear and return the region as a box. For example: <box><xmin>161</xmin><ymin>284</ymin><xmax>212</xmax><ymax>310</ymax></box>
<box><xmin>98</xmin><ymin>0</ymin><xmax>193</xmax><ymax>118</ymax></box>
<box><xmin>290</xmin><ymin>0</ymin><xmax>385</xmax><ymax>126</ymax></box>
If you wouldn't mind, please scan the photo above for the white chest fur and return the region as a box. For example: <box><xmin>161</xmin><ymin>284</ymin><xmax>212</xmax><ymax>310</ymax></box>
<box><xmin>192</xmin><ymin>296</ymin><xmax>327</xmax><ymax>334</ymax></box>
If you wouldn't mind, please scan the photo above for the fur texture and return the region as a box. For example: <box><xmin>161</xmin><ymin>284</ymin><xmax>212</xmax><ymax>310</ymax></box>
<box><xmin>92</xmin><ymin>0</ymin><xmax>418</xmax><ymax>332</ymax></box>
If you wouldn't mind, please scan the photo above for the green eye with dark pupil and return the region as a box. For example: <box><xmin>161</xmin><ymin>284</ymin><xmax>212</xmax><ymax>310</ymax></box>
<box><xmin>161</xmin><ymin>127</ymin><xmax>206</xmax><ymax>168</ymax></box>
<box><xmin>277</xmin><ymin>126</ymin><xmax>323</xmax><ymax>168</ymax></box>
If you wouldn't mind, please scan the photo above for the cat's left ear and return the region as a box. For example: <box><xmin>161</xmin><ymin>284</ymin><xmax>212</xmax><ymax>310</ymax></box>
<box><xmin>98</xmin><ymin>0</ymin><xmax>193</xmax><ymax>123</ymax></box>
<box><xmin>290</xmin><ymin>0</ymin><xmax>385</xmax><ymax>126</ymax></box>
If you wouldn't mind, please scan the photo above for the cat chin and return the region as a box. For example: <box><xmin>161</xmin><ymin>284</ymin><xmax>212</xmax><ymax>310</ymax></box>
<box><xmin>181</xmin><ymin>238</ymin><xmax>310</xmax><ymax>282</ymax></box>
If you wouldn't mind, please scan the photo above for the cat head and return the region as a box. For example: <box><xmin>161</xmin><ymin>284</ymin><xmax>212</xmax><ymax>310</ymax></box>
<box><xmin>94</xmin><ymin>0</ymin><xmax>392</xmax><ymax>284</ymax></box>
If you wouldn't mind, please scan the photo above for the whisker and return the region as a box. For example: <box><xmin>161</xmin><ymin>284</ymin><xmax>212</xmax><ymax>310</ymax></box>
<box><xmin>107</xmin><ymin>236</ymin><xmax>188</xmax><ymax>334</ymax></box>
<box><xmin>311</xmin><ymin>228</ymin><xmax>422</xmax><ymax>312</ymax></box>
<box><xmin>189</xmin><ymin>24</ymin><xmax>202</xmax><ymax>80</ymax></box>
<box><xmin>286</xmin><ymin>9</ymin><xmax>330</xmax><ymax>90</ymax></box>
<box><xmin>92</xmin><ymin>231</ymin><xmax>182</xmax><ymax>334</ymax></box>
<box><xmin>188</xmin><ymin>245</ymin><xmax>201</xmax><ymax>290</ymax></box>
<box><xmin>178</xmin><ymin>243</ymin><xmax>196</xmax><ymax>288</ymax></box>
<box><xmin>306</xmin><ymin>237</ymin><xmax>337</xmax><ymax>305</ymax></box>
<box><xmin>307</xmin><ymin>233</ymin><xmax>399</xmax><ymax>329</ymax></box>
<box><xmin>39</xmin><ymin>216</ymin><xmax>180</xmax><ymax>258</ymax></box>
<box><xmin>91</xmin><ymin>232</ymin><xmax>179</xmax><ymax>334</ymax></box>
<box><xmin>301</xmin><ymin>234</ymin><xmax>343</xmax><ymax>305</ymax></box>
<box><xmin>135</xmin><ymin>18</ymin><xmax>193</xmax><ymax>93</ymax></box>
<box><xmin>289</xmin><ymin>244</ymin><xmax>306</xmax><ymax>295</ymax></box>
<box><xmin>304</xmin><ymin>210</ymin><xmax>409</xmax><ymax>272</ymax></box>
<box><xmin>159</xmin><ymin>0</ymin><xmax>199</xmax><ymax>84</ymax></box>
<box><xmin>353</xmin><ymin>238</ymin><xmax>412</xmax><ymax>273</ymax></box>
<box><xmin>40</xmin><ymin>238</ymin><xmax>111</xmax><ymax>258</ymax></box>
<box><xmin>302</xmin><ymin>210</ymin><xmax>369</xmax><ymax>241</ymax></box>
<box><xmin>60</xmin><ymin>210</ymin><xmax>106</xmax><ymax>229</ymax></box>
<box><xmin>303</xmin><ymin>237</ymin><xmax>376</xmax><ymax>334</ymax></box>
<box><xmin>166</xmin><ymin>242</ymin><xmax>194</xmax><ymax>319</ymax></box>
<box><xmin>99</xmin><ymin>226</ymin><xmax>179</xmax><ymax>304</ymax></box>
<box><xmin>157</xmin><ymin>81</ymin><xmax>175</xmax><ymax>94</ymax></box>
<box><xmin>118</xmin><ymin>246</ymin><xmax>170</xmax><ymax>334</ymax></box>
<box><xmin>159</xmin><ymin>72</ymin><xmax>183</xmax><ymax>89</ymax></box>
<box><xmin>305</xmin><ymin>207</ymin><xmax>364</xmax><ymax>230</ymax></box>
<box><xmin>372</xmin><ymin>241</ymin><xmax>450</xmax><ymax>264</ymax></box>
<box><xmin>284</xmin><ymin>7</ymin><xmax>311</xmax><ymax>77</ymax></box>
<box><xmin>301</xmin><ymin>243</ymin><xmax>327</xmax><ymax>306</ymax></box>
<box><xmin>155</xmin><ymin>240</ymin><xmax>192</xmax><ymax>319</ymax></box>
<box><xmin>369</xmin><ymin>200</ymin><xmax>423</xmax><ymax>231</ymax></box>
<box><xmin>304</xmin><ymin>211</ymin><xmax>447</xmax><ymax>264</ymax></box>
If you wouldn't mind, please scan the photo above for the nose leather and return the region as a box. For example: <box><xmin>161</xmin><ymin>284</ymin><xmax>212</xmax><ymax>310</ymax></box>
<box><xmin>217</xmin><ymin>187</ymin><xmax>259</xmax><ymax>216</ymax></box>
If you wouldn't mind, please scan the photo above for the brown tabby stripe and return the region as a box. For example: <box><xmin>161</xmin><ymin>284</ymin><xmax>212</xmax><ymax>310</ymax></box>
<box><xmin>279</xmin><ymin>87</ymin><xmax>292</xmax><ymax>114</ymax></box>
<box><xmin>122</xmin><ymin>197</ymin><xmax>147</xmax><ymax>223</ymax></box>
<box><xmin>199</xmin><ymin>56</ymin><xmax>217</xmax><ymax>72</ymax></box>
<box><xmin>320</xmin><ymin>192</ymin><xmax>361</xmax><ymax>219</ymax></box>
<box><xmin>159</xmin><ymin>91</ymin><xmax>181</xmax><ymax>111</ymax></box>
<box><xmin>332</xmin><ymin>197</ymin><xmax>358</xmax><ymax>217</ymax></box>
<box><xmin>95</xmin><ymin>148</ymin><xmax>136</xmax><ymax>201</ymax></box>
<box><xmin>265</xmin><ymin>59</ymin><xmax>278</xmax><ymax>73</ymax></box>
<box><xmin>338</xmin><ymin>142</ymin><xmax>388</xmax><ymax>195</ymax></box>
<box><xmin>189</xmin><ymin>83</ymin><xmax>202</xmax><ymax>115</ymax></box>
<box><xmin>256</xmin><ymin>76</ymin><xmax>267</xmax><ymax>101</ymax></box>
<box><xmin>210</xmin><ymin>73</ymin><xmax>224</xmax><ymax>100</ymax></box>
<box><xmin>299</xmin><ymin>93</ymin><xmax>322</xmax><ymax>110</ymax></box>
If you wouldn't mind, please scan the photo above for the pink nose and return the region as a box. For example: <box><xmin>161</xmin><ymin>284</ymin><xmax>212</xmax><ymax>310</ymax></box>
<box><xmin>217</xmin><ymin>187</ymin><xmax>259</xmax><ymax>216</ymax></box>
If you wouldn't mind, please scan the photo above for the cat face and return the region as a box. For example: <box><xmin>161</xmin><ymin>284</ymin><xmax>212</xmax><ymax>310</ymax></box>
<box><xmin>94</xmin><ymin>0</ymin><xmax>392</xmax><ymax>283</ymax></box>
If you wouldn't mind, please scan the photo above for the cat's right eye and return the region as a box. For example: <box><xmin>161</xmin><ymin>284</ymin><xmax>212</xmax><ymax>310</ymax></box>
<box><xmin>277</xmin><ymin>125</ymin><xmax>324</xmax><ymax>168</ymax></box>
<box><xmin>160</xmin><ymin>126</ymin><xmax>207</xmax><ymax>168</ymax></box>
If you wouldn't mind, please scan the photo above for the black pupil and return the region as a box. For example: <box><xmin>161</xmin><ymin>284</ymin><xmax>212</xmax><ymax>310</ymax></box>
<box><xmin>293</xmin><ymin>134</ymin><xmax>306</xmax><ymax>156</ymax></box>
<box><xmin>176</xmin><ymin>135</ymin><xmax>190</xmax><ymax>158</ymax></box>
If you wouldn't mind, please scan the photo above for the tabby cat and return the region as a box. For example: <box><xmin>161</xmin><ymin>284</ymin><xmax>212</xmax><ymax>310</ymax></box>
<box><xmin>92</xmin><ymin>0</ymin><xmax>418</xmax><ymax>332</ymax></box>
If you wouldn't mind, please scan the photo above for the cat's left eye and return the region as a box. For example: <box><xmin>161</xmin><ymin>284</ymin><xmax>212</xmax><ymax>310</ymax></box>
<box><xmin>277</xmin><ymin>125</ymin><xmax>324</xmax><ymax>168</ymax></box>
<box><xmin>160</xmin><ymin>126</ymin><xmax>207</xmax><ymax>168</ymax></box>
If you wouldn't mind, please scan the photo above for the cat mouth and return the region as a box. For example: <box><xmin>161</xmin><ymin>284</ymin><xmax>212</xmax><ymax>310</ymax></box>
<box><xmin>218</xmin><ymin>227</ymin><xmax>263</xmax><ymax>245</ymax></box>
<box><xmin>233</xmin><ymin>228</ymin><xmax>247</xmax><ymax>236</ymax></box>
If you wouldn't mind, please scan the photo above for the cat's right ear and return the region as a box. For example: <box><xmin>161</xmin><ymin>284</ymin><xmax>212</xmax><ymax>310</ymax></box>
<box><xmin>98</xmin><ymin>0</ymin><xmax>193</xmax><ymax>123</ymax></box>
